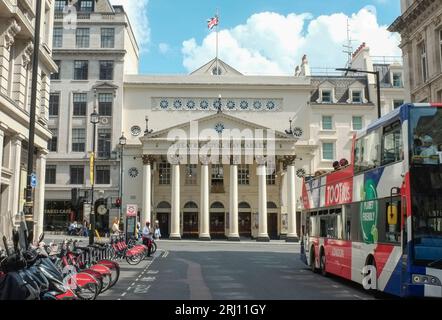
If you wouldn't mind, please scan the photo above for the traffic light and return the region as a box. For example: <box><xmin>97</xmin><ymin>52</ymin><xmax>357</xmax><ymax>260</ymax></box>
<box><xmin>115</xmin><ymin>198</ymin><xmax>121</xmax><ymax>208</ymax></box>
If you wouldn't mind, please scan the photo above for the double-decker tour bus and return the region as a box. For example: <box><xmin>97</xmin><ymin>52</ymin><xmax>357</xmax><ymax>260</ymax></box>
<box><xmin>300</xmin><ymin>103</ymin><xmax>442</xmax><ymax>298</ymax></box>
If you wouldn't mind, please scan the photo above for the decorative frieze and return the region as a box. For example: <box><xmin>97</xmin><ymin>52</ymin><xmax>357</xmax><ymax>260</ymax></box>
<box><xmin>152</xmin><ymin>97</ymin><xmax>282</xmax><ymax>112</ymax></box>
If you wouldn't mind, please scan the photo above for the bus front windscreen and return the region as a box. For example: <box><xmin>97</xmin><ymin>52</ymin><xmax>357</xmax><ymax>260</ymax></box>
<box><xmin>410</xmin><ymin>107</ymin><xmax>442</xmax><ymax>268</ymax></box>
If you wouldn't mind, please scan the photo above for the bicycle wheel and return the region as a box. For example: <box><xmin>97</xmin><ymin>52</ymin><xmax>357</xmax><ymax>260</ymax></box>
<box><xmin>151</xmin><ymin>242</ymin><xmax>157</xmax><ymax>254</ymax></box>
<box><xmin>75</xmin><ymin>281</ymin><xmax>99</xmax><ymax>300</ymax></box>
<box><xmin>126</xmin><ymin>253</ymin><xmax>142</xmax><ymax>265</ymax></box>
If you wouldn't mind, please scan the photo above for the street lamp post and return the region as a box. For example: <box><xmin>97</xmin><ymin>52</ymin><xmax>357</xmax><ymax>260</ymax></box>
<box><xmin>23</xmin><ymin>0</ymin><xmax>42</xmax><ymax>238</ymax></box>
<box><xmin>89</xmin><ymin>110</ymin><xmax>99</xmax><ymax>245</ymax></box>
<box><xmin>336</xmin><ymin>68</ymin><xmax>382</xmax><ymax>119</ymax></box>
<box><xmin>118</xmin><ymin>132</ymin><xmax>127</xmax><ymax>225</ymax></box>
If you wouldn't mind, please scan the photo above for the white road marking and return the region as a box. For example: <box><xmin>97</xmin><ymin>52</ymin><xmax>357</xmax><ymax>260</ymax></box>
<box><xmin>121</xmin><ymin>292</ymin><xmax>126</xmax><ymax>297</ymax></box>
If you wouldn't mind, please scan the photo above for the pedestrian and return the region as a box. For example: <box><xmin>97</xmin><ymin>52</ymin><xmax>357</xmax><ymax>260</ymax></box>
<box><xmin>112</xmin><ymin>217</ymin><xmax>120</xmax><ymax>235</ymax></box>
<box><xmin>154</xmin><ymin>220</ymin><xmax>161</xmax><ymax>240</ymax></box>
<box><xmin>68</xmin><ymin>221</ymin><xmax>77</xmax><ymax>235</ymax></box>
<box><xmin>142</xmin><ymin>221</ymin><xmax>152</xmax><ymax>257</ymax></box>
<box><xmin>82</xmin><ymin>220</ymin><xmax>89</xmax><ymax>237</ymax></box>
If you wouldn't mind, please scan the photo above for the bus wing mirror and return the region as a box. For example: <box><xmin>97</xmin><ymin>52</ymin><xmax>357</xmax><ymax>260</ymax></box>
<box><xmin>388</xmin><ymin>204</ymin><xmax>398</xmax><ymax>225</ymax></box>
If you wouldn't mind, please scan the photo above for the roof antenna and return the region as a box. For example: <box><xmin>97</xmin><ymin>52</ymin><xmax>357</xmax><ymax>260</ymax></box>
<box><xmin>342</xmin><ymin>18</ymin><xmax>354</xmax><ymax>73</ymax></box>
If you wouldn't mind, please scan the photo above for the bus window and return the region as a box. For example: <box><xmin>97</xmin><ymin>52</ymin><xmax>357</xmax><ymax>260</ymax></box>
<box><xmin>355</xmin><ymin>128</ymin><xmax>381</xmax><ymax>173</ymax></box>
<box><xmin>320</xmin><ymin>218</ymin><xmax>327</xmax><ymax>238</ymax></box>
<box><xmin>382</xmin><ymin>121</ymin><xmax>403</xmax><ymax>166</ymax></box>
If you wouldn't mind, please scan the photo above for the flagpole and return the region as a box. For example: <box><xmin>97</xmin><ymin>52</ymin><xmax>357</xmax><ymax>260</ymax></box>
<box><xmin>216</xmin><ymin>8</ymin><xmax>219</xmax><ymax>75</ymax></box>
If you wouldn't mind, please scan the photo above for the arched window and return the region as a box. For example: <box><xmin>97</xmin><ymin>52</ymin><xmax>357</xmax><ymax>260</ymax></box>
<box><xmin>157</xmin><ymin>201</ymin><xmax>171</xmax><ymax>209</ymax></box>
<box><xmin>238</xmin><ymin>202</ymin><xmax>251</xmax><ymax>209</ymax></box>
<box><xmin>210</xmin><ymin>201</ymin><xmax>224</xmax><ymax>209</ymax></box>
<box><xmin>184</xmin><ymin>201</ymin><xmax>198</xmax><ymax>209</ymax></box>
<box><xmin>267</xmin><ymin>202</ymin><xmax>277</xmax><ymax>209</ymax></box>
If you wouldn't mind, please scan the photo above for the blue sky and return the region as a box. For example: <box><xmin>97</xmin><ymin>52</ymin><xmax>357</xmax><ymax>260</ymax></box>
<box><xmin>111</xmin><ymin>0</ymin><xmax>401</xmax><ymax>75</ymax></box>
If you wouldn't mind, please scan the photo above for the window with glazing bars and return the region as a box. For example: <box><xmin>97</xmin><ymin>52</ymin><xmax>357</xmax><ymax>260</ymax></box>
<box><xmin>53</xmin><ymin>28</ymin><xmax>63</xmax><ymax>48</ymax></box>
<box><xmin>96</xmin><ymin>166</ymin><xmax>111</xmax><ymax>184</ymax></box>
<box><xmin>101</xmin><ymin>28</ymin><xmax>115</xmax><ymax>48</ymax></box>
<box><xmin>97</xmin><ymin>129</ymin><xmax>111</xmax><ymax>158</ymax></box>
<box><xmin>49</xmin><ymin>93</ymin><xmax>59</xmax><ymax>116</ymax></box>
<box><xmin>73</xmin><ymin>93</ymin><xmax>87</xmax><ymax>116</ymax></box>
<box><xmin>238</xmin><ymin>165</ymin><xmax>249</xmax><ymax>185</ymax></box>
<box><xmin>70</xmin><ymin>166</ymin><xmax>84</xmax><ymax>184</ymax></box>
<box><xmin>46</xmin><ymin>165</ymin><xmax>56</xmax><ymax>184</ymax></box>
<box><xmin>76</xmin><ymin>28</ymin><xmax>90</xmax><ymax>48</ymax></box>
<box><xmin>72</xmin><ymin>128</ymin><xmax>86</xmax><ymax>152</ymax></box>
<box><xmin>99</xmin><ymin>61</ymin><xmax>114</xmax><ymax>80</ymax></box>
<box><xmin>79</xmin><ymin>0</ymin><xmax>93</xmax><ymax>12</ymax></box>
<box><xmin>98</xmin><ymin>93</ymin><xmax>113</xmax><ymax>116</ymax></box>
<box><xmin>159</xmin><ymin>162</ymin><xmax>171</xmax><ymax>184</ymax></box>
<box><xmin>48</xmin><ymin>128</ymin><xmax>58</xmax><ymax>152</ymax></box>
<box><xmin>74</xmin><ymin>61</ymin><xmax>88</xmax><ymax>80</ymax></box>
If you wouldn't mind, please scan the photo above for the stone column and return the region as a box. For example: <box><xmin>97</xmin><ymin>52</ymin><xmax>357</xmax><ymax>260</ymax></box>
<box><xmin>11</xmin><ymin>135</ymin><xmax>22</xmax><ymax>224</ymax></box>
<box><xmin>0</xmin><ymin>19</ymin><xmax>20</xmax><ymax>95</ymax></box>
<box><xmin>256</xmin><ymin>157</ymin><xmax>269</xmax><ymax>242</ymax></box>
<box><xmin>33</xmin><ymin>150</ymin><xmax>47</xmax><ymax>239</ymax></box>
<box><xmin>142</xmin><ymin>155</ymin><xmax>154</xmax><ymax>224</ymax></box>
<box><xmin>0</xmin><ymin>127</ymin><xmax>4</xmax><ymax>238</ymax></box>
<box><xmin>169</xmin><ymin>160</ymin><xmax>181</xmax><ymax>240</ymax></box>
<box><xmin>285</xmin><ymin>156</ymin><xmax>299</xmax><ymax>242</ymax></box>
<box><xmin>199</xmin><ymin>159</ymin><xmax>211</xmax><ymax>240</ymax></box>
<box><xmin>228</xmin><ymin>157</ymin><xmax>240</xmax><ymax>241</ymax></box>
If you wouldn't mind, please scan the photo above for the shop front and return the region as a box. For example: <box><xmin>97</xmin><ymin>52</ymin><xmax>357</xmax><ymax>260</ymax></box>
<box><xmin>44</xmin><ymin>200</ymin><xmax>78</xmax><ymax>232</ymax></box>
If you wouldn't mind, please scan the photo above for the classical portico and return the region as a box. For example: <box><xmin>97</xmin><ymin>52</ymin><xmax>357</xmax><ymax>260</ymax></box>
<box><xmin>132</xmin><ymin>113</ymin><xmax>302</xmax><ymax>242</ymax></box>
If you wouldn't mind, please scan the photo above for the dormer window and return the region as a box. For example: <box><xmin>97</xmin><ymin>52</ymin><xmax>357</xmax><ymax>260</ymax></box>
<box><xmin>352</xmin><ymin>91</ymin><xmax>362</xmax><ymax>103</ymax></box>
<box><xmin>322</xmin><ymin>90</ymin><xmax>332</xmax><ymax>103</ymax></box>
<box><xmin>392</xmin><ymin>72</ymin><xmax>403</xmax><ymax>88</ymax></box>
<box><xmin>347</xmin><ymin>81</ymin><xmax>368</xmax><ymax>104</ymax></box>
<box><xmin>316</xmin><ymin>81</ymin><xmax>336</xmax><ymax>104</ymax></box>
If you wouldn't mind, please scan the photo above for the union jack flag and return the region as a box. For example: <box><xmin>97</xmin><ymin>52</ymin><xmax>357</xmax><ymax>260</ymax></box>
<box><xmin>207</xmin><ymin>15</ymin><xmax>219</xmax><ymax>30</ymax></box>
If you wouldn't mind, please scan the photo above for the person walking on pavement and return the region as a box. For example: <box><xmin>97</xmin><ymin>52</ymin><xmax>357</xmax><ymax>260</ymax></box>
<box><xmin>82</xmin><ymin>220</ymin><xmax>89</xmax><ymax>237</ymax></box>
<box><xmin>142</xmin><ymin>221</ymin><xmax>152</xmax><ymax>257</ymax></box>
<box><xmin>154</xmin><ymin>220</ymin><xmax>161</xmax><ymax>240</ymax></box>
<box><xmin>112</xmin><ymin>217</ymin><xmax>120</xmax><ymax>235</ymax></box>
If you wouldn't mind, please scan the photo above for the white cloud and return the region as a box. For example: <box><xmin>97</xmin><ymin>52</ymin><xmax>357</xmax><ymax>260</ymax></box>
<box><xmin>158</xmin><ymin>43</ymin><xmax>170</xmax><ymax>54</ymax></box>
<box><xmin>110</xmin><ymin>0</ymin><xmax>150</xmax><ymax>51</ymax></box>
<box><xmin>182</xmin><ymin>6</ymin><xmax>401</xmax><ymax>75</ymax></box>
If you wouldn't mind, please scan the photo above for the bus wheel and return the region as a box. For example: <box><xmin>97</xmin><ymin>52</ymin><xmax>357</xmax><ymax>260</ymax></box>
<box><xmin>320</xmin><ymin>251</ymin><xmax>328</xmax><ymax>277</ymax></box>
<box><xmin>310</xmin><ymin>249</ymin><xmax>317</xmax><ymax>273</ymax></box>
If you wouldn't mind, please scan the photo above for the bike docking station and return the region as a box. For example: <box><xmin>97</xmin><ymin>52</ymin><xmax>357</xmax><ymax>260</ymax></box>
<box><xmin>125</xmin><ymin>204</ymin><xmax>137</xmax><ymax>242</ymax></box>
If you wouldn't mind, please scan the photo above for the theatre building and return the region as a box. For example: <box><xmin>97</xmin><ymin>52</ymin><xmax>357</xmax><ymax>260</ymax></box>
<box><xmin>122</xmin><ymin>58</ymin><xmax>317</xmax><ymax>241</ymax></box>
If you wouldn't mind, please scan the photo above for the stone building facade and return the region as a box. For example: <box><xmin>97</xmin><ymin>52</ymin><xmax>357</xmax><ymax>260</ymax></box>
<box><xmin>0</xmin><ymin>0</ymin><xmax>57</xmax><ymax>241</ymax></box>
<box><xmin>389</xmin><ymin>0</ymin><xmax>442</xmax><ymax>102</ymax></box>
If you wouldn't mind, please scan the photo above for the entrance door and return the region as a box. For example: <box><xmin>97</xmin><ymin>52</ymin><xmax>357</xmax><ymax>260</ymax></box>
<box><xmin>210</xmin><ymin>212</ymin><xmax>225</xmax><ymax>239</ymax></box>
<box><xmin>183</xmin><ymin>212</ymin><xmax>198</xmax><ymax>238</ymax></box>
<box><xmin>156</xmin><ymin>213</ymin><xmax>170</xmax><ymax>238</ymax></box>
<box><xmin>268</xmin><ymin>212</ymin><xmax>278</xmax><ymax>239</ymax></box>
<box><xmin>239</xmin><ymin>212</ymin><xmax>251</xmax><ymax>238</ymax></box>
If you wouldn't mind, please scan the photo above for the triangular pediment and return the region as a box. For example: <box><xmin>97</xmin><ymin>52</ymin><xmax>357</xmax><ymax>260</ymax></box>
<box><xmin>140</xmin><ymin>112</ymin><xmax>293</xmax><ymax>141</ymax></box>
<box><xmin>92</xmin><ymin>82</ymin><xmax>119</xmax><ymax>91</ymax></box>
<box><xmin>190</xmin><ymin>58</ymin><xmax>243</xmax><ymax>76</ymax></box>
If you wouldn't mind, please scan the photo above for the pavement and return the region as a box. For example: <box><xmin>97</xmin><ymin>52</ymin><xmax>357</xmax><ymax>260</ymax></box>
<box><xmin>97</xmin><ymin>240</ymin><xmax>379</xmax><ymax>300</ymax></box>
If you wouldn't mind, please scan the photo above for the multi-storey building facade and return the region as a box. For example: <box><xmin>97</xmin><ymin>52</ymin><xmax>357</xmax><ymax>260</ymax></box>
<box><xmin>389</xmin><ymin>0</ymin><xmax>442</xmax><ymax>102</ymax></box>
<box><xmin>44</xmin><ymin>0</ymin><xmax>138</xmax><ymax>233</ymax></box>
<box><xmin>118</xmin><ymin>53</ymin><xmax>403</xmax><ymax>241</ymax></box>
<box><xmin>0</xmin><ymin>0</ymin><xmax>57</xmax><ymax>241</ymax></box>
<box><xmin>309</xmin><ymin>44</ymin><xmax>406</xmax><ymax>172</ymax></box>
